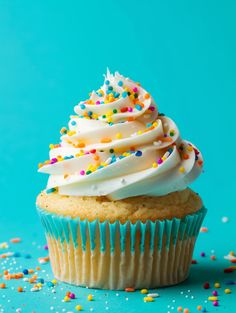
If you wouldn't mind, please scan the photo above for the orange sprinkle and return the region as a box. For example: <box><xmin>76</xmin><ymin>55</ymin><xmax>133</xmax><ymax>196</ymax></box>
<box><xmin>160</xmin><ymin>137</ymin><xmax>173</xmax><ymax>142</ymax></box>
<box><xmin>36</xmin><ymin>267</ymin><xmax>41</xmax><ymax>271</ymax></box>
<box><xmin>127</xmin><ymin>117</ymin><xmax>135</xmax><ymax>122</ymax></box>
<box><xmin>17</xmin><ymin>286</ymin><xmax>23</xmax><ymax>292</ymax></box>
<box><xmin>28</xmin><ymin>269</ymin><xmax>34</xmax><ymax>274</ymax></box>
<box><xmin>125</xmin><ymin>287</ymin><xmax>135</xmax><ymax>292</ymax></box>
<box><xmin>3</xmin><ymin>270</ymin><xmax>8</xmax><ymax>275</ymax></box>
<box><xmin>76</xmin><ymin>143</ymin><xmax>85</xmax><ymax>148</ymax></box>
<box><xmin>0</xmin><ymin>283</ymin><xmax>6</xmax><ymax>289</ymax></box>
<box><xmin>93</xmin><ymin>155</ymin><xmax>100</xmax><ymax>161</ymax></box>
<box><xmin>100</xmin><ymin>137</ymin><xmax>112</xmax><ymax>143</ymax></box>
<box><xmin>10</xmin><ymin>238</ymin><xmax>21</xmax><ymax>243</ymax></box>
<box><xmin>198</xmin><ymin>160</ymin><xmax>203</xmax><ymax>166</ymax></box>
<box><xmin>183</xmin><ymin>154</ymin><xmax>189</xmax><ymax>160</ymax></box>
<box><xmin>4</xmin><ymin>275</ymin><xmax>11</xmax><ymax>280</ymax></box>
<box><xmin>144</xmin><ymin>93</ymin><xmax>150</xmax><ymax>99</ymax></box>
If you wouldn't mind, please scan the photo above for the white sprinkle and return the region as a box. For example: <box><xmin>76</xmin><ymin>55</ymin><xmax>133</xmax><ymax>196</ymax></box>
<box><xmin>153</xmin><ymin>140</ymin><xmax>162</xmax><ymax>146</ymax></box>
<box><xmin>222</xmin><ymin>216</ymin><xmax>229</xmax><ymax>223</ymax></box>
<box><xmin>30</xmin><ymin>287</ymin><xmax>40</xmax><ymax>292</ymax></box>
<box><xmin>147</xmin><ymin>293</ymin><xmax>159</xmax><ymax>298</ymax></box>
<box><xmin>105</xmin><ymin>157</ymin><xmax>112</xmax><ymax>165</ymax></box>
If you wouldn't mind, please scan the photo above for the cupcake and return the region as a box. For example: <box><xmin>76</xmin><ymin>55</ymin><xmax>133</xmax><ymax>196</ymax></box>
<box><xmin>36</xmin><ymin>70</ymin><xmax>206</xmax><ymax>290</ymax></box>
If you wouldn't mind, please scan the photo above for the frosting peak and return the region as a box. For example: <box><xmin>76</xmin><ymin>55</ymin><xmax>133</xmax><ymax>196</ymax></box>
<box><xmin>38</xmin><ymin>70</ymin><xmax>203</xmax><ymax>200</ymax></box>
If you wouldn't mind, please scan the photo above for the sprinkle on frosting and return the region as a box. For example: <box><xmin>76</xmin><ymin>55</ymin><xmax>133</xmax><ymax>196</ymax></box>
<box><xmin>38</xmin><ymin>70</ymin><xmax>203</xmax><ymax>200</ymax></box>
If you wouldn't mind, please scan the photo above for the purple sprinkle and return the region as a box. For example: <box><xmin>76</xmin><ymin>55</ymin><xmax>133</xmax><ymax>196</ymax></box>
<box><xmin>44</xmin><ymin>245</ymin><xmax>48</xmax><ymax>250</ymax></box>
<box><xmin>212</xmin><ymin>290</ymin><xmax>218</xmax><ymax>296</ymax></box>
<box><xmin>69</xmin><ymin>293</ymin><xmax>76</xmax><ymax>299</ymax></box>
<box><xmin>157</xmin><ymin>158</ymin><xmax>163</xmax><ymax>165</ymax></box>
<box><xmin>200</xmin><ymin>252</ymin><xmax>206</xmax><ymax>257</ymax></box>
<box><xmin>149</xmin><ymin>106</ymin><xmax>155</xmax><ymax>111</ymax></box>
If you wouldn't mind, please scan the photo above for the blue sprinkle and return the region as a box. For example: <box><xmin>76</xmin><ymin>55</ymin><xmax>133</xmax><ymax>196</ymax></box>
<box><xmin>168</xmin><ymin>148</ymin><xmax>173</xmax><ymax>153</ymax></box>
<box><xmin>71</xmin><ymin>121</ymin><xmax>77</xmax><ymax>126</ymax></box>
<box><xmin>146</xmin><ymin>123</ymin><xmax>152</xmax><ymax>128</ymax></box>
<box><xmin>37</xmin><ymin>278</ymin><xmax>45</xmax><ymax>284</ymax></box>
<box><xmin>118</xmin><ymin>80</ymin><xmax>123</xmax><ymax>86</ymax></box>
<box><xmin>109</xmin><ymin>122</ymin><xmax>114</xmax><ymax>126</ymax></box>
<box><xmin>122</xmin><ymin>91</ymin><xmax>128</xmax><ymax>98</ymax></box>
<box><xmin>97</xmin><ymin>166</ymin><xmax>104</xmax><ymax>170</ymax></box>
<box><xmin>108</xmin><ymin>86</ymin><xmax>113</xmax><ymax>90</ymax></box>
<box><xmin>46</xmin><ymin>188</ymin><xmax>57</xmax><ymax>194</ymax></box>
<box><xmin>80</xmin><ymin>104</ymin><xmax>86</xmax><ymax>110</ymax></box>
<box><xmin>22</xmin><ymin>269</ymin><xmax>29</xmax><ymax>275</ymax></box>
<box><xmin>13</xmin><ymin>252</ymin><xmax>21</xmax><ymax>257</ymax></box>
<box><xmin>97</xmin><ymin>93</ymin><xmax>103</xmax><ymax>97</ymax></box>
<box><xmin>106</xmin><ymin>90</ymin><xmax>113</xmax><ymax>95</ymax></box>
<box><xmin>135</xmin><ymin>104</ymin><xmax>142</xmax><ymax>111</ymax></box>
<box><xmin>135</xmin><ymin>150</ymin><xmax>142</xmax><ymax>157</ymax></box>
<box><xmin>114</xmin><ymin>92</ymin><xmax>120</xmax><ymax>98</ymax></box>
<box><xmin>47</xmin><ymin>281</ymin><xmax>54</xmax><ymax>287</ymax></box>
<box><xmin>105</xmin><ymin>80</ymin><xmax>110</xmax><ymax>85</ymax></box>
<box><xmin>24</xmin><ymin>254</ymin><xmax>31</xmax><ymax>259</ymax></box>
<box><xmin>119</xmin><ymin>155</ymin><xmax>125</xmax><ymax>159</ymax></box>
<box><xmin>88</xmin><ymin>111</ymin><xmax>93</xmax><ymax>116</ymax></box>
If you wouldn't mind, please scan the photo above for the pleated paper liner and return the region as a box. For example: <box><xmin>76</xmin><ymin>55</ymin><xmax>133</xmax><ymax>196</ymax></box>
<box><xmin>37</xmin><ymin>206</ymin><xmax>206</xmax><ymax>290</ymax></box>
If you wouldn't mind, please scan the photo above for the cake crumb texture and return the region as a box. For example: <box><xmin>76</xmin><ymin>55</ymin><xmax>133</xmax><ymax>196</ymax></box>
<box><xmin>36</xmin><ymin>188</ymin><xmax>203</xmax><ymax>223</ymax></box>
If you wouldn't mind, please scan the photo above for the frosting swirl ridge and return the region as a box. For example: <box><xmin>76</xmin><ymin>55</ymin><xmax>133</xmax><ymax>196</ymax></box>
<box><xmin>38</xmin><ymin>70</ymin><xmax>203</xmax><ymax>200</ymax></box>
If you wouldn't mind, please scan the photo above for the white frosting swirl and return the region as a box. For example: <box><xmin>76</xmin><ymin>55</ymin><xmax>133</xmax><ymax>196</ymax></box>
<box><xmin>38</xmin><ymin>70</ymin><xmax>203</xmax><ymax>200</ymax></box>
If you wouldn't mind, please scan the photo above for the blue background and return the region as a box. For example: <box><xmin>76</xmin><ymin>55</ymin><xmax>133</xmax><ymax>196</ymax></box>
<box><xmin>0</xmin><ymin>1</ymin><xmax>235</xmax><ymax>312</ymax></box>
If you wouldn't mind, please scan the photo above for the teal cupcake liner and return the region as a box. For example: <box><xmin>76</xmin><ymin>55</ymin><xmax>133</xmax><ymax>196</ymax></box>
<box><xmin>37</xmin><ymin>206</ymin><xmax>206</xmax><ymax>289</ymax></box>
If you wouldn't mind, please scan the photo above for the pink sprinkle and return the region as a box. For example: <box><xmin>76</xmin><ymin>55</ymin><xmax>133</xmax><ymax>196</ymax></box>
<box><xmin>128</xmin><ymin>107</ymin><xmax>133</xmax><ymax>112</ymax></box>
<box><xmin>212</xmin><ymin>290</ymin><xmax>218</xmax><ymax>296</ymax></box>
<box><xmin>213</xmin><ymin>301</ymin><xmax>219</xmax><ymax>306</ymax></box>
<box><xmin>133</xmin><ymin>87</ymin><xmax>138</xmax><ymax>92</ymax></box>
<box><xmin>157</xmin><ymin>158</ymin><xmax>163</xmax><ymax>165</ymax></box>
<box><xmin>96</xmin><ymin>101</ymin><xmax>100</xmax><ymax>105</ymax></box>
<box><xmin>80</xmin><ymin>170</ymin><xmax>85</xmax><ymax>175</ymax></box>
<box><xmin>149</xmin><ymin>106</ymin><xmax>155</xmax><ymax>111</ymax></box>
<box><xmin>69</xmin><ymin>292</ymin><xmax>75</xmax><ymax>299</ymax></box>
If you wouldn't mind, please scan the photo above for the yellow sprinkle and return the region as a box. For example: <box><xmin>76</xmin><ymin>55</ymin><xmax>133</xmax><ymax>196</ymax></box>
<box><xmin>229</xmin><ymin>251</ymin><xmax>235</xmax><ymax>256</ymax></box>
<box><xmin>64</xmin><ymin>296</ymin><xmax>70</xmax><ymax>302</ymax></box>
<box><xmin>38</xmin><ymin>163</ymin><xmax>43</xmax><ymax>168</ymax></box>
<box><xmin>75</xmin><ymin>305</ymin><xmax>83</xmax><ymax>311</ymax></box>
<box><xmin>144</xmin><ymin>296</ymin><xmax>154</xmax><ymax>302</ymax></box>
<box><xmin>162</xmin><ymin>156</ymin><xmax>167</xmax><ymax>161</ymax></box>
<box><xmin>49</xmin><ymin>144</ymin><xmax>54</xmax><ymax>149</ymax></box>
<box><xmin>208</xmin><ymin>296</ymin><xmax>218</xmax><ymax>301</ymax></box>
<box><xmin>153</xmin><ymin>122</ymin><xmax>158</xmax><ymax>127</ymax></box>
<box><xmin>187</xmin><ymin>146</ymin><xmax>193</xmax><ymax>152</ymax></box>
<box><xmin>116</xmin><ymin>133</ymin><xmax>122</xmax><ymax>139</ymax></box>
<box><xmin>51</xmin><ymin>279</ymin><xmax>57</xmax><ymax>284</ymax></box>
<box><xmin>37</xmin><ymin>283</ymin><xmax>42</xmax><ymax>288</ymax></box>
<box><xmin>87</xmin><ymin>294</ymin><xmax>93</xmax><ymax>301</ymax></box>
<box><xmin>67</xmin><ymin>130</ymin><xmax>76</xmax><ymax>136</ymax></box>
<box><xmin>214</xmin><ymin>282</ymin><xmax>221</xmax><ymax>288</ymax></box>
<box><xmin>107</xmin><ymin>117</ymin><xmax>112</xmax><ymax>123</ymax></box>
<box><xmin>93</xmin><ymin>113</ymin><xmax>98</xmax><ymax>119</ymax></box>
<box><xmin>179</xmin><ymin>166</ymin><xmax>185</xmax><ymax>173</ymax></box>
<box><xmin>137</xmin><ymin>130</ymin><xmax>142</xmax><ymax>135</ymax></box>
<box><xmin>152</xmin><ymin>162</ymin><xmax>158</xmax><ymax>168</ymax></box>
<box><xmin>225</xmin><ymin>288</ymin><xmax>231</xmax><ymax>294</ymax></box>
<box><xmin>140</xmin><ymin>289</ymin><xmax>148</xmax><ymax>294</ymax></box>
